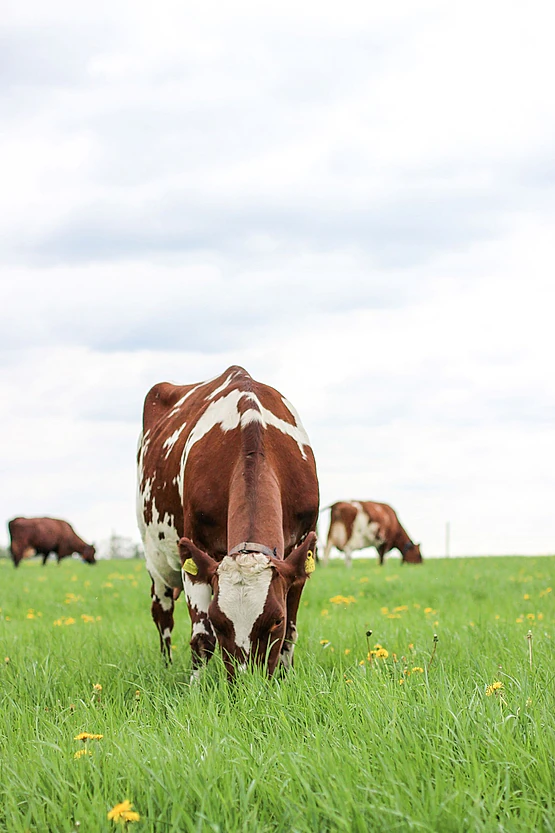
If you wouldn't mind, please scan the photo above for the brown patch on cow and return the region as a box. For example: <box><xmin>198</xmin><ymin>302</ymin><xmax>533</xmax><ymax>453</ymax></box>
<box><xmin>8</xmin><ymin>517</ymin><xmax>96</xmax><ymax>567</ymax></box>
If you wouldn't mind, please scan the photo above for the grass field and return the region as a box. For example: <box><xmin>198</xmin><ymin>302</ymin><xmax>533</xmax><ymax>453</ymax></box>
<box><xmin>1</xmin><ymin>554</ymin><xmax>554</xmax><ymax>833</ymax></box>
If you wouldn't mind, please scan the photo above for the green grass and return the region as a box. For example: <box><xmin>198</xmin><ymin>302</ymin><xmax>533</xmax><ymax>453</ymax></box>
<box><xmin>1</xmin><ymin>554</ymin><xmax>554</xmax><ymax>832</ymax></box>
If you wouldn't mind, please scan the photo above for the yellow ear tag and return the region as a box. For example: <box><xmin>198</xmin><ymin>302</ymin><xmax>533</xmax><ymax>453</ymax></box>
<box><xmin>183</xmin><ymin>558</ymin><xmax>198</xmax><ymax>576</ymax></box>
<box><xmin>305</xmin><ymin>551</ymin><xmax>316</xmax><ymax>574</ymax></box>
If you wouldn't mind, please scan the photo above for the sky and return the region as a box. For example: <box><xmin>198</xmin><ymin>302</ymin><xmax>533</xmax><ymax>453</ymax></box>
<box><xmin>1</xmin><ymin>0</ymin><xmax>554</xmax><ymax>557</ymax></box>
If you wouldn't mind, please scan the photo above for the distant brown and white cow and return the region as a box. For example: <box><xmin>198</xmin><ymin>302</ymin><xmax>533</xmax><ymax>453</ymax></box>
<box><xmin>8</xmin><ymin>517</ymin><xmax>96</xmax><ymax>567</ymax></box>
<box><xmin>322</xmin><ymin>501</ymin><xmax>422</xmax><ymax>567</ymax></box>
<box><xmin>136</xmin><ymin>366</ymin><xmax>319</xmax><ymax>680</ymax></box>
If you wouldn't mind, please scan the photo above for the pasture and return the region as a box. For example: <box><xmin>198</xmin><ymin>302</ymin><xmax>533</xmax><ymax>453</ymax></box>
<box><xmin>1</xmin><ymin>554</ymin><xmax>554</xmax><ymax>833</ymax></box>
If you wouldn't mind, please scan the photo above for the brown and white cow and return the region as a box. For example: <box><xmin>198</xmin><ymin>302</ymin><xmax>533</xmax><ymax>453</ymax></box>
<box><xmin>8</xmin><ymin>517</ymin><xmax>96</xmax><ymax>567</ymax></box>
<box><xmin>322</xmin><ymin>501</ymin><xmax>422</xmax><ymax>567</ymax></box>
<box><xmin>136</xmin><ymin>366</ymin><xmax>319</xmax><ymax>680</ymax></box>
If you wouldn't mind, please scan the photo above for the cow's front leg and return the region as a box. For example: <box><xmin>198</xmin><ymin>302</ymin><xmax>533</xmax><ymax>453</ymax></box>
<box><xmin>183</xmin><ymin>573</ymin><xmax>216</xmax><ymax>681</ymax></box>
<box><xmin>150</xmin><ymin>577</ymin><xmax>175</xmax><ymax>662</ymax></box>
<box><xmin>280</xmin><ymin>580</ymin><xmax>305</xmax><ymax>671</ymax></box>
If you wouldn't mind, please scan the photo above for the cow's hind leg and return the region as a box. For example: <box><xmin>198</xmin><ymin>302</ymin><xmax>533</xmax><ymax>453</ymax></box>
<box><xmin>150</xmin><ymin>576</ymin><xmax>175</xmax><ymax>663</ymax></box>
<box><xmin>322</xmin><ymin>538</ymin><xmax>333</xmax><ymax>566</ymax></box>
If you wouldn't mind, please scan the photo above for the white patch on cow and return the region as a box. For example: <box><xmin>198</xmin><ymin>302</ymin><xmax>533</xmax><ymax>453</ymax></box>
<box><xmin>217</xmin><ymin>553</ymin><xmax>273</xmax><ymax>654</ymax></box>
<box><xmin>329</xmin><ymin>521</ymin><xmax>348</xmax><ymax>550</ymax></box>
<box><xmin>183</xmin><ymin>572</ymin><xmax>212</xmax><ymax>616</ymax></box>
<box><xmin>240</xmin><ymin>408</ymin><xmax>265</xmax><ymax>427</ymax></box>
<box><xmin>206</xmin><ymin>372</ymin><xmax>235</xmax><ymax>400</ymax></box>
<box><xmin>190</xmin><ymin>668</ymin><xmax>203</xmax><ymax>683</ymax></box>
<box><xmin>238</xmin><ymin>663</ymin><xmax>248</xmax><ymax>673</ymax></box>
<box><xmin>162</xmin><ymin>423</ymin><xmax>187</xmax><ymax>458</ymax></box>
<box><xmin>169</xmin><ymin>378</ymin><xmax>215</xmax><ymax>418</ymax></box>
<box><xmin>137</xmin><ymin>476</ymin><xmax>181</xmax><ymax>593</ymax></box>
<box><xmin>162</xmin><ymin>628</ymin><xmax>171</xmax><ymax>640</ymax></box>
<box><xmin>192</xmin><ymin>620</ymin><xmax>209</xmax><ymax>638</ymax></box>
<box><xmin>347</xmin><ymin>504</ymin><xmax>385</xmax><ymax>551</ymax></box>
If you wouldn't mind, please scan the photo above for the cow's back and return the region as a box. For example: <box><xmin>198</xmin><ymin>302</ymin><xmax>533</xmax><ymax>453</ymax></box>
<box><xmin>360</xmin><ymin>501</ymin><xmax>399</xmax><ymax>538</ymax></box>
<box><xmin>137</xmin><ymin>366</ymin><xmax>318</xmax><ymax>586</ymax></box>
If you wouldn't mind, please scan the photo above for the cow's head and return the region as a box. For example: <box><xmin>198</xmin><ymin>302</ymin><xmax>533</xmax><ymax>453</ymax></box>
<box><xmin>81</xmin><ymin>545</ymin><xmax>96</xmax><ymax>564</ymax></box>
<box><xmin>179</xmin><ymin>532</ymin><xmax>317</xmax><ymax>679</ymax></box>
<box><xmin>403</xmin><ymin>542</ymin><xmax>422</xmax><ymax>564</ymax></box>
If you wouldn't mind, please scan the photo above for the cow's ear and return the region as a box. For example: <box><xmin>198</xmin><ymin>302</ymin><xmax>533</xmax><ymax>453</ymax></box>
<box><xmin>179</xmin><ymin>538</ymin><xmax>218</xmax><ymax>584</ymax></box>
<box><xmin>276</xmin><ymin>532</ymin><xmax>317</xmax><ymax>584</ymax></box>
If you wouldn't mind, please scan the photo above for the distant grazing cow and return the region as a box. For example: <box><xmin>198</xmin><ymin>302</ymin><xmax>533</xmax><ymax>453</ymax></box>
<box><xmin>8</xmin><ymin>517</ymin><xmax>96</xmax><ymax>567</ymax></box>
<box><xmin>137</xmin><ymin>365</ymin><xmax>319</xmax><ymax>680</ymax></box>
<box><xmin>322</xmin><ymin>501</ymin><xmax>422</xmax><ymax>567</ymax></box>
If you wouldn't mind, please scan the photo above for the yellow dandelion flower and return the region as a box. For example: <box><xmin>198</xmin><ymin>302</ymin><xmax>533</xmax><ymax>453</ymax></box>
<box><xmin>344</xmin><ymin>648</ymin><xmax>351</xmax><ymax>656</ymax></box>
<box><xmin>93</xmin><ymin>684</ymin><xmax>102</xmax><ymax>691</ymax></box>
<box><xmin>485</xmin><ymin>681</ymin><xmax>504</xmax><ymax>696</ymax></box>
<box><xmin>74</xmin><ymin>749</ymin><xmax>92</xmax><ymax>759</ymax></box>
<box><xmin>399</xmin><ymin>678</ymin><xmax>404</xmax><ymax>684</ymax></box>
<box><xmin>375</xmin><ymin>648</ymin><xmax>389</xmax><ymax>659</ymax></box>
<box><xmin>393</xmin><ymin>605</ymin><xmax>408</xmax><ymax>612</ymax></box>
<box><xmin>380</xmin><ymin>606</ymin><xmax>389</xmax><ymax>615</ymax></box>
<box><xmin>53</xmin><ymin>619</ymin><xmax>63</xmax><ymax>627</ymax></box>
<box><xmin>387</xmin><ymin>613</ymin><xmax>401</xmax><ymax>619</ymax></box>
<box><xmin>320</xmin><ymin>609</ymin><xmax>329</xmax><ymax>616</ymax></box>
<box><xmin>424</xmin><ymin>607</ymin><xmax>433</xmax><ymax>614</ymax></box>
<box><xmin>26</xmin><ymin>613</ymin><xmax>36</xmax><ymax>619</ymax></box>
<box><xmin>527</xmin><ymin>613</ymin><xmax>535</xmax><ymax>620</ymax></box>
<box><xmin>135</xmin><ymin>690</ymin><xmax>141</xmax><ymax>700</ymax></box>
<box><xmin>4</xmin><ymin>657</ymin><xmax>10</xmax><ymax>664</ymax></box>
<box><xmin>107</xmin><ymin>800</ymin><xmax>140</xmax><ymax>824</ymax></box>
<box><xmin>344</xmin><ymin>678</ymin><xmax>353</xmax><ymax>684</ymax></box>
<box><xmin>516</xmin><ymin>617</ymin><xmax>523</xmax><ymax>624</ymax></box>
<box><xmin>319</xmin><ymin>639</ymin><xmax>330</xmax><ymax>646</ymax></box>
<box><xmin>359</xmin><ymin>660</ymin><xmax>365</xmax><ymax>666</ymax></box>
<box><xmin>523</xmin><ymin>594</ymin><xmax>530</xmax><ymax>600</ymax></box>
<box><xmin>538</xmin><ymin>613</ymin><xmax>544</xmax><ymax>620</ymax></box>
<box><xmin>411</xmin><ymin>667</ymin><xmax>424</xmax><ymax>673</ymax></box>
<box><xmin>408</xmin><ymin>643</ymin><xmax>414</xmax><ymax>650</ymax></box>
<box><xmin>81</xmin><ymin>614</ymin><xmax>95</xmax><ymax>623</ymax></box>
<box><xmin>64</xmin><ymin>618</ymin><xmax>76</xmax><ymax>626</ymax></box>
<box><xmin>74</xmin><ymin>732</ymin><xmax>104</xmax><ymax>741</ymax></box>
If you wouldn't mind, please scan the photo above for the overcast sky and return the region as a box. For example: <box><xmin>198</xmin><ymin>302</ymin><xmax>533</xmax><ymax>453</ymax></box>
<box><xmin>1</xmin><ymin>0</ymin><xmax>554</xmax><ymax>557</ymax></box>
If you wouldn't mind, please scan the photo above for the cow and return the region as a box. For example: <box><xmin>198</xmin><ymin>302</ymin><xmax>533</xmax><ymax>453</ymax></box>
<box><xmin>8</xmin><ymin>517</ymin><xmax>96</xmax><ymax>567</ymax></box>
<box><xmin>322</xmin><ymin>501</ymin><xmax>422</xmax><ymax>567</ymax></box>
<box><xmin>136</xmin><ymin>366</ymin><xmax>319</xmax><ymax>681</ymax></box>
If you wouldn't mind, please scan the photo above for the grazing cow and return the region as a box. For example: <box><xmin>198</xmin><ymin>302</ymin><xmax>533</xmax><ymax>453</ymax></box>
<box><xmin>8</xmin><ymin>517</ymin><xmax>96</xmax><ymax>567</ymax></box>
<box><xmin>322</xmin><ymin>501</ymin><xmax>422</xmax><ymax>567</ymax></box>
<box><xmin>137</xmin><ymin>366</ymin><xmax>319</xmax><ymax>680</ymax></box>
